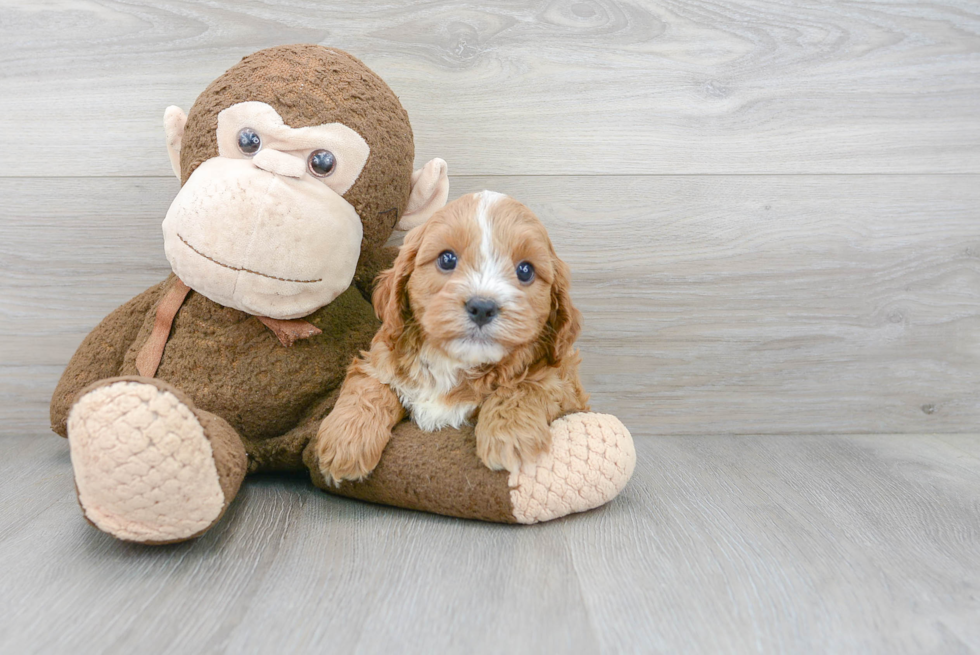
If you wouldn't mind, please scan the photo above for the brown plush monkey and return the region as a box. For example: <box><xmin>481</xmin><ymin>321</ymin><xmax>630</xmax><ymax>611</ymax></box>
<box><xmin>50</xmin><ymin>45</ymin><xmax>634</xmax><ymax>544</ymax></box>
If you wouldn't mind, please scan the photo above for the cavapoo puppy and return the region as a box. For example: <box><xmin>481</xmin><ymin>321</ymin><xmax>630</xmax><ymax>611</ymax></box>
<box><xmin>315</xmin><ymin>190</ymin><xmax>589</xmax><ymax>484</ymax></box>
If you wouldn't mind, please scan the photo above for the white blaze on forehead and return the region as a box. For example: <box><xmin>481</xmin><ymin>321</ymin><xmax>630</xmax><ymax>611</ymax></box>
<box><xmin>476</xmin><ymin>190</ymin><xmax>506</xmax><ymax>260</ymax></box>
<box><xmin>466</xmin><ymin>190</ymin><xmax>515</xmax><ymax>303</ymax></box>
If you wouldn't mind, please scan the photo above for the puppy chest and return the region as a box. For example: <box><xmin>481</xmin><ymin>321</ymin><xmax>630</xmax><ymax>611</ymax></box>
<box><xmin>394</xmin><ymin>383</ymin><xmax>477</xmax><ymax>433</ymax></box>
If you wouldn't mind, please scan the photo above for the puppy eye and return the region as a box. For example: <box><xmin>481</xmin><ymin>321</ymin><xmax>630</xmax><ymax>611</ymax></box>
<box><xmin>237</xmin><ymin>128</ymin><xmax>261</xmax><ymax>156</ymax></box>
<box><xmin>308</xmin><ymin>149</ymin><xmax>336</xmax><ymax>177</ymax></box>
<box><xmin>516</xmin><ymin>261</ymin><xmax>535</xmax><ymax>283</ymax></box>
<box><xmin>437</xmin><ymin>250</ymin><xmax>458</xmax><ymax>271</ymax></box>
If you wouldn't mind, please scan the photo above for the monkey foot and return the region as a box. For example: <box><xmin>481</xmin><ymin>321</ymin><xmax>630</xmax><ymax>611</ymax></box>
<box><xmin>508</xmin><ymin>413</ymin><xmax>635</xmax><ymax>524</ymax></box>
<box><xmin>67</xmin><ymin>377</ymin><xmax>244</xmax><ymax>544</ymax></box>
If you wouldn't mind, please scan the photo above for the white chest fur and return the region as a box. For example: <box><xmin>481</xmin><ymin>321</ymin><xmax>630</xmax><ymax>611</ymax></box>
<box><xmin>386</xmin><ymin>347</ymin><xmax>479</xmax><ymax>432</ymax></box>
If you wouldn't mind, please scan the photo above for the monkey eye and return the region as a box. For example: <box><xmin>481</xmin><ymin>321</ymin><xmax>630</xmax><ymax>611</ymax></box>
<box><xmin>516</xmin><ymin>261</ymin><xmax>535</xmax><ymax>283</ymax></box>
<box><xmin>308</xmin><ymin>149</ymin><xmax>336</xmax><ymax>177</ymax></box>
<box><xmin>237</xmin><ymin>128</ymin><xmax>261</xmax><ymax>156</ymax></box>
<box><xmin>437</xmin><ymin>250</ymin><xmax>458</xmax><ymax>272</ymax></box>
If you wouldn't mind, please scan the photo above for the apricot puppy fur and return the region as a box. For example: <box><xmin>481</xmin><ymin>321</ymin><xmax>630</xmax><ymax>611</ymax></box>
<box><xmin>315</xmin><ymin>191</ymin><xmax>589</xmax><ymax>484</ymax></box>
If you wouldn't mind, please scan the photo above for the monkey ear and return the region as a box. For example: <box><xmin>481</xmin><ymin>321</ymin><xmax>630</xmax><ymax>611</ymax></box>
<box><xmin>396</xmin><ymin>158</ymin><xmax>449</xmax><ymax>231</ymax></box>
<box><xmin>163</xmin><ymin>106</ymin><xmax>188</xmax><ymax>180</ymax></box>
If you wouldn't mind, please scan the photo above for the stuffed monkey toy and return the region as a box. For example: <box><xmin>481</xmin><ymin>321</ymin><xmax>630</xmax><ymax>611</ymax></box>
<box><xmin>50</xmin><ymin>45</ymin><xmax>635</xmax><ymax>544</ymax></box>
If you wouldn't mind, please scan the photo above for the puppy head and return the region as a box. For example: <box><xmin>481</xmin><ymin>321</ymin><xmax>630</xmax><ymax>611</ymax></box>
<box><xmin>373</xmin><ymin>190</ymin><xmax>580</xmax><ymax>366</ymax></box>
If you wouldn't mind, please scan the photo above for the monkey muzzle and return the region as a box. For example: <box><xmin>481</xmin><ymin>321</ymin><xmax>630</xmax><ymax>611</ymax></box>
<box><xmin>162</xmin><ymin>157</ymin><xmax>363</xmax><ymax>320</ymax></box>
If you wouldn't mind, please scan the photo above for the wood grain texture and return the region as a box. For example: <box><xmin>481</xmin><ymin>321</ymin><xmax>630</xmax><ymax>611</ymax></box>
<box><xmin>0</xmin><ymin>432</ymin><xmax>977</xmax><ymax>654</ymax></box>
<box><xmin>1</xmin><ymin>0</ymin><xmax>979</xmax><ymax>176</ymax></box>
<box><xmin>2</xmin><ymin>1</ymin><xmax>980</xmax><ymax>652</ymax></box>
<box><xmin>3</xmin><ymin>175</ymin><xmax>978</xmax><ymax>435</ymax></box>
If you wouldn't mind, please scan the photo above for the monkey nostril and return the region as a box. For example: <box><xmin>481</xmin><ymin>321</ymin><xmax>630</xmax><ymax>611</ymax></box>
<box><xmin>465</xmin><ymin>298</ymin><xmax>498</xmax><ymax>327</ymax></box>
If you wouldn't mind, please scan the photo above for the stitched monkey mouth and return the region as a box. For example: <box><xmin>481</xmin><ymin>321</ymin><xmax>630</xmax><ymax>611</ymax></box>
<box><xmin>177</xmin><ymin>233</ymin><xmax>322</xmax><ymax>284</ymax></box>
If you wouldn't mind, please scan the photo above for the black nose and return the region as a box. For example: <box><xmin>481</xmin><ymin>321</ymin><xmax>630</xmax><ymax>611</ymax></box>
<box><xmin>465</xmin><ymin>298</ymin><xmax>499</xmax><ymax>327</ymax></box>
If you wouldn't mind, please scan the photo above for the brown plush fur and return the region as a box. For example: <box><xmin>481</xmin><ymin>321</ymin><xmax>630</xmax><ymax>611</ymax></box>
<box><xmin>306</xmin><ymin>420</ymin><xmax>517</xmax><ymax>523</ymax></box>
<box><xmin>315</xmin><ymin>193</ymin><xmax>590</xmax><ymax>481</ymax></box>
<box><xmin>52</xmin><ymin>275</ymin><xmax>380</xmax><ymax>472</ymax></box>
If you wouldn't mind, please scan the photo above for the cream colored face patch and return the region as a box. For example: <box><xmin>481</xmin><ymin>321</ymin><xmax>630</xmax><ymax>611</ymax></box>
<box><xmin>163</xmin><ymin>157</ymin><xmax>363</xmax><ymax>320</ymax></box>
<box><xmin>216</xmin><ymin>101</ymin><xmax>370</xmax><ymax>195</ymax></box>
<box><xmin>162</xmin><ymin>101</ymin><xmax>371</xmax><ymax>319</ymax></box>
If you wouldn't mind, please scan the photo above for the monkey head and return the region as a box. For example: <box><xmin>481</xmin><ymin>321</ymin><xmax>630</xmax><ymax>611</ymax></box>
<box><xmin>160</xmin><ymin>45</ymin><xmax>448</xmax><ymax>319</ymax></box>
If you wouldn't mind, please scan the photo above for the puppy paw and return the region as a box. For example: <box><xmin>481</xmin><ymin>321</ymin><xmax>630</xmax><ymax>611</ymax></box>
<box><xmin>475</xmin><ymin>420</ymin><xmax>551</xmax><ymax>473</ymax></box>
<box><xmin>314</xmin><ymin>415</ymin><xmax>389</xmax><ymax>486</ymax></box>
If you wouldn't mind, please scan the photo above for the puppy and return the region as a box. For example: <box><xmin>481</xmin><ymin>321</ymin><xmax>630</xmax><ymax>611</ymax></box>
<box><xmin>314</xmin><ymin>190</ymin><xmax>589</xmax><ymax>484</ymax></box>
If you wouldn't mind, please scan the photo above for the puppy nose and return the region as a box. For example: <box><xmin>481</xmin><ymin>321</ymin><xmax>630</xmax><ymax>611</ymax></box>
<box><xmin>465</xmin><ymin>298</ymin><xmax>498</xmax><ymax>327</ymax></box>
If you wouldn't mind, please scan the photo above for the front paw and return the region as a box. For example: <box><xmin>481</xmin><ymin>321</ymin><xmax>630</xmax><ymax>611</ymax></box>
<box><xmin>475</xmin><ymin>420</ymin><xmax>551</xmax><ymax>473</ymax></box>
<box><xmin>315</xmin><ymin>414</ymin><xmax>389</xmax><ymax>486</ymax></box>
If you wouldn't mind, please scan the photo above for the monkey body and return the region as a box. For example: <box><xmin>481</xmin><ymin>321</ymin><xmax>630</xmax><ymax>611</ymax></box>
<box><xmin>51</xmin><ymin>276</ymin><xmax>380</xmax><ymax>472</ymax></box>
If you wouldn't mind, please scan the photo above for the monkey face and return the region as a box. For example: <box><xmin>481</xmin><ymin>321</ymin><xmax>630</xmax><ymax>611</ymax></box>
<box><xmin>163</xmin><ymin>101</ymin><xmax>371</xmax><ymax>319</ymax></box>
<box><xmin>161</xmin><ymin>45</ymin><xmax>451</xmax><ymax>320</ymax></box>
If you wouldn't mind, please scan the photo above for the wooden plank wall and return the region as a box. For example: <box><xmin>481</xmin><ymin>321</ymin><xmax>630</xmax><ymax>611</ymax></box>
<box><xmin>1</xmin><ymin>0</ymin><xmax>979</xmax><ymax>436</ymax></box>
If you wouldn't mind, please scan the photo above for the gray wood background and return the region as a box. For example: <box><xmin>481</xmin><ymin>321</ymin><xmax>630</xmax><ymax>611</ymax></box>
<box><xmin>0</xmin><ymin>1</ymin><xmax>978</xmax><ymax>653</ymax></box>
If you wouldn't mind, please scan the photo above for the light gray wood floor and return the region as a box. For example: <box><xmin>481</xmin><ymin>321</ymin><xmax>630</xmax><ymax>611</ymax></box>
<box><xmin>1</xmin><ymin>430</ymin><xmax>979</xmax><ymax>654</ymax></box>
<box><xmin>1</xmin><ymin>1</ymin><xmax>979</xmax><ymax>653</ymax></box>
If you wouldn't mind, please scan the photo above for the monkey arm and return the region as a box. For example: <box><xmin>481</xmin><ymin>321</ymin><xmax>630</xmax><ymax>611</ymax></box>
<box><xmin>352</xmin><ymin>245</ymin><xmax>399</xmax><ymax>302</ymax></box>
<box><xmin>305</xmin><ymin>413</ymin><xmax>636</xmax><ymax>525</ymax></box>
<box><xmin>307</xmin><ymin>421</ymin><xmax>517</xmax><ymax>522</ymax></box>
<box><xmin>49</xmin><ymin>277</ymin><xmax>172</xmax><ymax>437</ymax></box>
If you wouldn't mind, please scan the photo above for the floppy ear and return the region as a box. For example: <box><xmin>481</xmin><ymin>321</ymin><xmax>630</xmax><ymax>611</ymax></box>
<box><xmin>397</xmin><ymin>158</ymin><xmax>449</xmax><ymax>231</ymax></box>
<box><xmin>372</xmin><ymin>224</ymin><xmax>426</xmax><ymax>345</ymax></box>
<box><xmin>164</xmin><ymin>106</ymin><xmax>188</xmax><ymax>180</ymax></box>
<box><xmin>544</xmin><ymin>255</ymin><xmax>582</xmax><ymax>366</ymax></box>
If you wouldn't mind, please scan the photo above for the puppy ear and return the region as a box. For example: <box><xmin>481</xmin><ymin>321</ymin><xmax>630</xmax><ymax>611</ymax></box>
<box><xmin>372</xmin><ymin>224</ymin><xmax>425</xmax><ymax>344</ymax></box>
<box><xmin>543</xmin><ymin>255</ymin><xmax>582</xmax><ymax>366</ymax></box>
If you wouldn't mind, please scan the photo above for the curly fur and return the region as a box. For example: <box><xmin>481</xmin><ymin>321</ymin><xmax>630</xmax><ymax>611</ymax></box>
<box><xmin>315</xmin><ymin>191</ymin><xmax>589</xmax><ymax>481</ymax></box>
